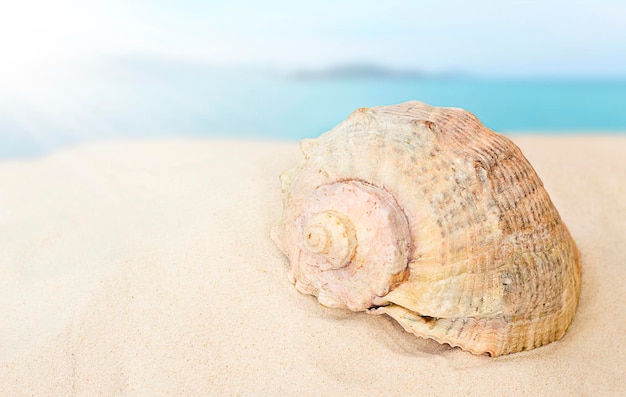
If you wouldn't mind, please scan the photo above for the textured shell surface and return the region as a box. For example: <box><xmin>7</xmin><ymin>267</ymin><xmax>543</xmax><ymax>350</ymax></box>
<box><xmin>271</xmin><ymin>101</ymin><xmax>581</xmax><ymax>356</ymax></box>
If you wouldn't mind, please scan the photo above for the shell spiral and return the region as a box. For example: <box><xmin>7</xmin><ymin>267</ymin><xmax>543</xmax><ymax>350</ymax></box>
<box><xmin>271</xmin><ymin>101</ymin><xmax>581</xmax><ymax>356</ymax></box>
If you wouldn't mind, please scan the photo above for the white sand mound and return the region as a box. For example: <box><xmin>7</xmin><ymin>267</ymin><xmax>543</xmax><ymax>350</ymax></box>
<box><xmin>1</xmin><ymin>137</ymin><xmax>624</xmax><ymax>396</ymax></box>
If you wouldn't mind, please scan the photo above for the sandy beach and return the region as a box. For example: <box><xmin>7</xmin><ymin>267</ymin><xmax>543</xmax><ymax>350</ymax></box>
<box><xmin>0</xmin><ymin>135</ymin><xmax>624</xmax><ymax>396</ymax></box>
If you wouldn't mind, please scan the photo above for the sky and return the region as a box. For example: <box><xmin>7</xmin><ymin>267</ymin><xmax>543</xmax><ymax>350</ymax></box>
<box><xmin>0</xmin><ymin>0</ymin><xmax>625</xmax><ymax>157</ymax></box>
<box><xmin>0</xmin><ymin>0</ymin><xmax>625</xmax><ymax>80</ymax></box>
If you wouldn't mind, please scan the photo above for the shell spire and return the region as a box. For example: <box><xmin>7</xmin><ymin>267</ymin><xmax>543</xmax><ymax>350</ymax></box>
<box><xmin>271</xmin><ymin>101</ymin><xmax>581</xmax><ymax>356</ymax></box>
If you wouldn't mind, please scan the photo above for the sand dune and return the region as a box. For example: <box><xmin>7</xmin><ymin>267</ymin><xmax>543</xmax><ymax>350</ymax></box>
<box><xmin>1</xmin><ymin>136</ymin><xmax>624</xmax><ymax>396</ymax></box>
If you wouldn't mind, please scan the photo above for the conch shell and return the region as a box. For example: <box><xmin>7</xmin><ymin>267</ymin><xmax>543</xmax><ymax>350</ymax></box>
<box><xmin>271</xmin><ymin>101</ymin><xmax>581</xmax><ymax>356</ymax></box>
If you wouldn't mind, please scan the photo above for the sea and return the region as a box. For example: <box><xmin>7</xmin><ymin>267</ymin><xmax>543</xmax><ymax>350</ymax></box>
<box><xmin>1</xmin><ymin>61</ymin><xmax>625</xmax><ymax>159</ymax></box>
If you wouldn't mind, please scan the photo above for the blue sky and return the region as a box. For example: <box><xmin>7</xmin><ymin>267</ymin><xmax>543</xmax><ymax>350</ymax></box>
<box><xmin>0</xmin><ymin>0</ymin><xmax>625</xmax><ymax>79</ymax></box>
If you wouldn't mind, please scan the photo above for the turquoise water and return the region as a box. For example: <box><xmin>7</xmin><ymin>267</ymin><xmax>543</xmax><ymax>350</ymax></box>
<box><xmin>1</xmin><ymin>64</ymin><xmax>625</xmax><ymax>158</ymax></box>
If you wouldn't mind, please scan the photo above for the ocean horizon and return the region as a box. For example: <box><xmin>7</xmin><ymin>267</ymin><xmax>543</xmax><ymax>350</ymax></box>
<box><xmin>1</xmin><ymin>60</ymin><xmax>625</xmax><ymax>159</ymax></box>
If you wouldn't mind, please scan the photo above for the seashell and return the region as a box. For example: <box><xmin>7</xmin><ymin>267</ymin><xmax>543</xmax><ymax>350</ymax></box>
<box><xmin>271</xmin><ymin>101</ymin><xmax>581</xmax><ymax>356</ymax></box>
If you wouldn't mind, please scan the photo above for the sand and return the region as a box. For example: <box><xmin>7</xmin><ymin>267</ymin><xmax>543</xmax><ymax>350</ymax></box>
<box><xmin>0</xmin><ymin>136</ymin><xmax>624</xmax><ymax>396</ymax></box>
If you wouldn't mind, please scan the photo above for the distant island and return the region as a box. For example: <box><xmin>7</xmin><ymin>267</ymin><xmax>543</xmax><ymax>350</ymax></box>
<box><xmin>289</xmin><ymin>64</ymin><xmax>464</xmax><ymax>80</ymax></box>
